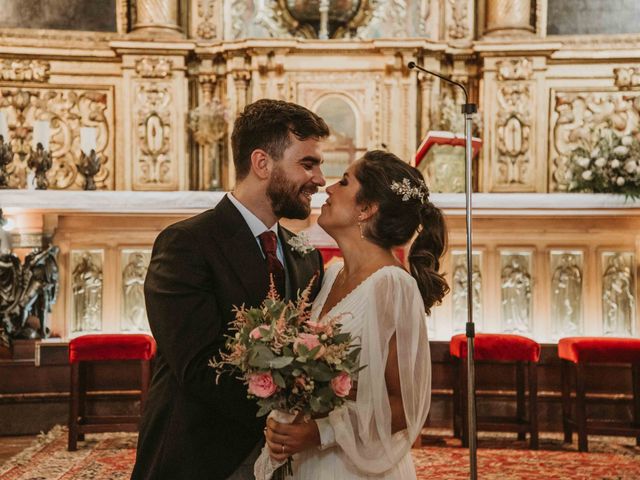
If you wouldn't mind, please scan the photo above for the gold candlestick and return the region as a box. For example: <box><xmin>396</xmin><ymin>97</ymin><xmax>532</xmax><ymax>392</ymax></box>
<box><xmin>78</xmin><ymin>150</ymin><xmax>101</xmax><ymax>190</ymax></box>
<box><xmin>27</xmin><ymin>143</ymin><xmax>52</xmax><ymax>190</ymax></box>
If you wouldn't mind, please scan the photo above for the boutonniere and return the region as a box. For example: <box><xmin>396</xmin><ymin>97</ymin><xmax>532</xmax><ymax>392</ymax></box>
<box><xmin>287</xmin><ymin>232</ymin><xmax>314</xmax><ymax>256</ymax></box>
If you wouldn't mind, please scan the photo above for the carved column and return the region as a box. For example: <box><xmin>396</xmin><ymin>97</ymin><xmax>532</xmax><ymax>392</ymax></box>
<box><xmin>417</xmin><ymin>72</ymin><xmax>434</xmax><ymax>136</ymax></box>
<box><xmin>190</xmin><ymin>59</ymin><xmax>228</xmax><ymax>190</ymax></box>
<box><xmin>232</xmin><ymin>70</ymin><xmax>251</xmax><ymax>116</ymax></box>
<box><xmin>484</xmin><ymin>0</ymin><xmax>534</xmax><ymax>36</ymax></box>
<box><xmin>131</xmin><ymin>0</ymin><xmax>182</xmax><ymax>36</ymax></box>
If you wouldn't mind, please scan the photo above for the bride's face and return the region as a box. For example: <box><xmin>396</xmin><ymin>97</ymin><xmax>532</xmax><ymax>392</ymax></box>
<box><xmin>318</xmin><ymin>162</ymin><xmax>363</xmax><ymax>235</ymax></box>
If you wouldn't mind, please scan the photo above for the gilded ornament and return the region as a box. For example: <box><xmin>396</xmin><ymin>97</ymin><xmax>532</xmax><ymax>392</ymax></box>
<box><xmin>0</xmin><ymin>60</ymin><xmax>50</xmax><ymax>83</ymax></box>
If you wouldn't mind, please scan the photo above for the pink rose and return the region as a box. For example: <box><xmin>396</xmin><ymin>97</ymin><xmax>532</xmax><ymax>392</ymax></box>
<box><xmin>305</xmin><ymin>320</ymin><xmax>333</xmax><ymax>337</ymax></box>
<box><xmin>331</xmin><ymin>372</ymin><xmax>352</xmax><ymax>398</ymax></box>
<box><xmin>294</xmin><ymin>333</ymin><xmax>325</xmax><ymax>359</ymax></box>
<box><xmin>250</xmin><ymin>325</ymin><xmax>268</xmax><ymax>340</ymax></box>
<box><xmin>247</xmin><ymin>372</ymin><xmax>277</xmax><ymax>398</ymax></box>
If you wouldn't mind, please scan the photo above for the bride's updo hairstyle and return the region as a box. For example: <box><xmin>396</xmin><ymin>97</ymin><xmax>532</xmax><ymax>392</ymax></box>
<box><xmin>354</xmin><ymin>150</ymin><xmax>449</xmax><ymax>314</ymax></box>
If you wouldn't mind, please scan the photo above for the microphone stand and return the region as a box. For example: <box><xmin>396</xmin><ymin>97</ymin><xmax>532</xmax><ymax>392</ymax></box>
<box><xmin>408</xmin><ymin>61</ymin><xmax>478</xmax><ymax>480</ymax></box>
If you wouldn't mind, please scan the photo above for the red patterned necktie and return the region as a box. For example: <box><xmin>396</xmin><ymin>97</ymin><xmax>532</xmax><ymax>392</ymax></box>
<box><xmin>258</xmin><ymin>231</ymin><xmax>285</xmax><ymax>297</ymax></box>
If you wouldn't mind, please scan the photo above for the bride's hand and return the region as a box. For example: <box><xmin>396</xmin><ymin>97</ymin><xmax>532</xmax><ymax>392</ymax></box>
<box><xmin>265</xmin><ymin>416</ymin><xmax>320</xmax><ymax>462</ymax></box>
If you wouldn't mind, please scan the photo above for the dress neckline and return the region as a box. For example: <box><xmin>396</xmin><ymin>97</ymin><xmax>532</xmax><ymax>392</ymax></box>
<box><xmin>316</xmin><ymin>264</ymin><xmax>406</xmax><ymax>321</ymax></box>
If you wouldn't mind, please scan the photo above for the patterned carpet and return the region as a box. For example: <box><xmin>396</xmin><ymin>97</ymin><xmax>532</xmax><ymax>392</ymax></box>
<box><xmin>1</xmin><ymin>426</ymin><xmax>639</xmax><ymax>479</ymax></box>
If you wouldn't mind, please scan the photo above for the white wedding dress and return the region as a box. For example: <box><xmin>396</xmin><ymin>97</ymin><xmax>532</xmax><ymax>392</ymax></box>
<box><xmin>290</xmin><ymin>262</ymin><xmax>432</xmax><ymax>479</ymax></box>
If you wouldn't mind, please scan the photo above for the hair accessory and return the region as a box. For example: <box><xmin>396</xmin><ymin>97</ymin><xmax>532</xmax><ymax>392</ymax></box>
<box><xmin>390</xmin><ymin>178</ymin><xmax>427</xmax><ymax>203</ymax></box>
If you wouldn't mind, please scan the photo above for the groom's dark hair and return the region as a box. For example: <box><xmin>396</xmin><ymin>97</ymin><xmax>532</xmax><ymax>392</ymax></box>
<box><xmin>231</xmin><ymin>99</ymin><xmax>330</xmax><ymax>181</ymax></box>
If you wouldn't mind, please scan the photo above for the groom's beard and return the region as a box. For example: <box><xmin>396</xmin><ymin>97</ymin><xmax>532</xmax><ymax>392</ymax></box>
<box><xmin>267</xmin><ymin>166</ymin><xmax>315</xmax><ymax>220</ymax></box>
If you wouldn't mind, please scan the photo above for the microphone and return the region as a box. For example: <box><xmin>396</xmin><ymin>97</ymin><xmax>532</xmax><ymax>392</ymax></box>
<box><xmin>409</xmin><ymin>59</ymin><xmax>478</xmax><ymax>480</ymax></box>
<box><xmin>407</xmin><ymin>61</ymin><xmax>475</xmax><ymax>113</ymax></box>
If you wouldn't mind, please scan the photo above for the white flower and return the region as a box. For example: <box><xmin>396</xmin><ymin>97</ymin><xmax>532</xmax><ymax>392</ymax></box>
<box><xmin>287</xmin><ymin>231</ymin><xmax>314</xmax><ymax>255</ymax></box>
<box><xmin>622</xmin><ymin>136</ymin><xmax>633</xmax><ymax>146</ymax></box>
<box><xmin>611</xmin><ymin>159</ymin><xmax>621</xmax><ymax>169</ymax></box>
<box><xmin>576</xmin><ymin>156</ymin><xmax>591</xmax><ymax>168</ymax></box>
<box><xmin>624</xmin><ymin>160</ymin><xmax>637</xmax><ymax>174</ymax></box>
<box><xmin>614</xmin><ymin>146</ymin><xmax>629</xmax><ymax>156</ymax></box>
<box><xmin>590</xmin><ymin>148</ymin><xmax>600</xmax><ymax>158</ymax></box>
<box><xmin>594</xmin><ymin>157</ymin><xmax>606</xmax><ymax>168</ymax></box>
<box><xmin>617</xmin><ymin>177</ymin><xmax>626</xmax><ymax>186</ymax></box>
<box><xmin>581</xmin><ymin>170</ymin><xmax>593</xmax><ymax>180</ymax></box>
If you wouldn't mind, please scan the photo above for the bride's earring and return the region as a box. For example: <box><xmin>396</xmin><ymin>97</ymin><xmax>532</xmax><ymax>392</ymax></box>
<box><xmin>357</xmin><ymin>215</ymin><xmax>365</xmax><ymax>239</ymax></box>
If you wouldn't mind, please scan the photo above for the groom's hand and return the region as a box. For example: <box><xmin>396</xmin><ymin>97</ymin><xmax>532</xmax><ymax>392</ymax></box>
<box><xmin>265</xmin><ymin>417</ymin><xmax>321</xmax><ymax>462</ymax></box>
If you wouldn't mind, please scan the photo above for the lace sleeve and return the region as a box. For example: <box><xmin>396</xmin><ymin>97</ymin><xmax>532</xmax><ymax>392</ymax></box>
<box><xmin>324</xmin><ymin>269</ymin><xmax>432</xmax><ymax>474</ymax></box>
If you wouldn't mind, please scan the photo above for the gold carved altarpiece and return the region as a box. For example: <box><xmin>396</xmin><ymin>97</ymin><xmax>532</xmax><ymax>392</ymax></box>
<box><xmin>1</xmin><ymin>0</ymin><xmax>639</xmax><ymax>341</ymax></box>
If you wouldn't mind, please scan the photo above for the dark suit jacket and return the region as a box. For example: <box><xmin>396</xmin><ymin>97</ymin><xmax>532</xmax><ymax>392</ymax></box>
<box><xmin>131</xmin><ymin>196</ymin><xmax>324</xmax><ymax>480</ymax></box>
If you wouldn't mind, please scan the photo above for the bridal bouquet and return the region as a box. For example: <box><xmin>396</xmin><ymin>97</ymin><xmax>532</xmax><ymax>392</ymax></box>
<box><xmin>210</xmin><ymin>279</ymin><xmax>363</xmax><ymax>480</ymax></box>
<box><xmin>567</xmin><ymin>128</ymin><xmax>640</xmax><ymax>199</ymax></box>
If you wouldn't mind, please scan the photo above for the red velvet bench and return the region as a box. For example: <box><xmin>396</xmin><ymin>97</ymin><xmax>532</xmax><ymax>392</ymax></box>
<box><xmin>450</xmin><ymin>333</ymin><xmax>540</xmax><ymax>449</ymax></box>
<box><xmin>68</xmin><ymin>334</ymin><xmax>156</xmax><ymax>451</ymax></box>
<box><xmin>558</xmin><ymin>337</ymin><xmax>640</xmax><ymax>452</ymax></box>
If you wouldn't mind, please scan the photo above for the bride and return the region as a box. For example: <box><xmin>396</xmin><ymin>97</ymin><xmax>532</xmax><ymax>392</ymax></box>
<box><xmin>264</xmin><ymin>150</ymin><xmax>449</xmax><ymax>479</ymax></box>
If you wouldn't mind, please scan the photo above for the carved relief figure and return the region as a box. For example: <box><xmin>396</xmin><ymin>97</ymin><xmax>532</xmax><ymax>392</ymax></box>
<box><xmin>501</xmin><ymin>254</ymin><xmax>532</xmax><ymax>333</ymax></box>
<box><xmin>602</xmin><ymin>254</ymin><xmax>635</xmax><ymax>336</ymax></box>
<box><xmin>452</xmin><ymin>254</ymin><xmax>482</xmax><ymax>332</ymax></box>
<box><xmin>72</xmin><ymin>251</ymin><xmax>103</xmax><ymax>332</ymax></box>
<box><xmin>122</xmin><ymin>251</ymin><xmax>150</xmax><ymax>331</ymax></box>
<box><xmin>551</xmin><ymin>253</ymin><xmax>582</xmax><ymax>336</ymax></box>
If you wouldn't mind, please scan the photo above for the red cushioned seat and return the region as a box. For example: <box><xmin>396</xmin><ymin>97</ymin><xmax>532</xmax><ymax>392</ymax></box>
<box><xmin>450</xmin><ymin>333</ymin><xmax>540</xmax><ymax>362</ymax></box>
<box><xmin>559</xmin><ymin>336</ymin><xmax>640</xmax><ymax>452</ymax></box>
<box><xmin>450</xmin><ymin>333</ymin><xmax>540</xmax><ymax>449</ymax></box>
<box><xmin>69</xmin><ymin>334</ymin><xmax>156</xmax><ymax>363</ymax></box>
<box><xmin>67</xmin><ymin>334</ymin><xmax>156</xmax><ymax>451</ymax></box>
<box><xmin>558</xmin><ymin>337</ymin><xmax>640</xmax><ymax>364</ymax></box>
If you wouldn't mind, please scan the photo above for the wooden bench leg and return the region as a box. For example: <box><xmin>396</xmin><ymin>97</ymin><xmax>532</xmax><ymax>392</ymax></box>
<box><xmin>68</xmin><ymin>362</ymin><xmax>79</xmax><ymax>451</ymax></box>
<box><xmin>633</xmin><ymin>364</ymin><xmax>640</xmax><ymax>446</ymax></box>
<box><xmin>529</xmin><ymin>361</ymin><xmax>538</xmax><ymax>449</ymax></box>
<box><xmin>576</xmin><ymin>363</ymin><xmax>588</xmax><ymax>452</ymax></box>
<box><xmin>561</xmin><ymin>359</ymin><xmax>573</xmax><ymax>444</ymax></box>
<box><xmin>516</xmin><ymin>362</ymin><xmax>525</xmax><ymax>441</ymax></box>
<box><xmin>77</xmin><ymin>362</ymin><xmax>87</xmax><ymax>442</ymax></box>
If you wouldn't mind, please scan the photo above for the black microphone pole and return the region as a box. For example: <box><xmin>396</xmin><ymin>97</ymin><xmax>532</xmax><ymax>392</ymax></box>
<box><xmin>408</xmin><ymin>60</ymin><xmax>478</xmax><ymax>480</ymax></box>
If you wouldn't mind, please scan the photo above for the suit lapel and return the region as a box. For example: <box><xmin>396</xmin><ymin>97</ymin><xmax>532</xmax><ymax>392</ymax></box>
<box><xmin>210</xmin><ymin>197</ymin><xmax>270</xmax><ymax>306</ymax></box>
<box><xmin>280</xmin><ymin>226</ymin><xmax>320</xmax><ymax>300</ymax></box>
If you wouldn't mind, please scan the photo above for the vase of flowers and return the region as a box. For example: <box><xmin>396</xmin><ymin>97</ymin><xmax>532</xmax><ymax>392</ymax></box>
<box><xmin>567</xmin><ymin>128</ymin><xmax>640</xmax><ymax>199</ymax></box>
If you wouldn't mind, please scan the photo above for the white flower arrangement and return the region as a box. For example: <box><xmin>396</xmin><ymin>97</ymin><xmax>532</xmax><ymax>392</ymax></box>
<box><xmin>287</xmin><ymin>231</ymin><xmax>314</xmax><ymax>255</ymax></box>
<box><xmin>567</xmin><ymin>128</ymin><xmax>640</xmax><ymax>199</ymax></box>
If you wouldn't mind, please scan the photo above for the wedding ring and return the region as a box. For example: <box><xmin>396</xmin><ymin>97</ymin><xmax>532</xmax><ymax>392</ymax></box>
<box><xmin>281</xmin><ymin>444</ymin><xmax>285</xmax><ymax>454</ymax></box>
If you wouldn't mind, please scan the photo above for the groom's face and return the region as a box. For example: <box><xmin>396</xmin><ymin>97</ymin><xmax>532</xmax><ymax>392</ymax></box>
<box><xmin>267</xmin><ymin>133</ymin><xmax>326</xmax><ymax>219</ymax></box>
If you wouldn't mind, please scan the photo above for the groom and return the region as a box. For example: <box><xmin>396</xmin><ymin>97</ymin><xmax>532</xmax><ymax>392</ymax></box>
<box><xmin>131</xmin><ymin>99</ymin><xmax>329</xmax><ymax>480</ymax></box>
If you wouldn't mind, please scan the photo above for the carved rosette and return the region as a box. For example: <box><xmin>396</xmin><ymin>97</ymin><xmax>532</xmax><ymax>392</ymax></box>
<box><xmin>614</xmin><ymin>67</ymin><xmax>640</xmax><ymax>90</ymax></box>
<box><xmin>135</xmin><ymin>57</ymin><xmax>173</xmax><ymax>78</ymax></box>
<box><xmin>549</xmin><ymin>91</ymin><xmax>640</xmax><ymax>191</ymax></box>
<box><xmin>1</xmin><ymin>60</ymin><xmax>50</xmax><ymax>82</ymax></box>
<box><xmin>0</xmin><ymin>87</ymin><xmax>113</xmax><ymax>190</ymax></box>
<box><xmin>133</xmin><ymin>83</ymin><xmax>173</xmax><ymax>187</ymax></box>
